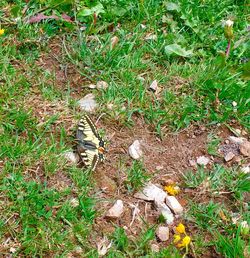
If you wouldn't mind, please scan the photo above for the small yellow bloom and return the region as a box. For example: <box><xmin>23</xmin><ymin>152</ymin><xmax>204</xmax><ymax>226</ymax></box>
<box><xmin>176</xmin><ymin>223</ymin><xmax>186</xmax><ymax>234</ymax></box>
<box><xmin>173</xmin><ymin>234</ymin><xmax>181</xmax><ymax>243</ymax></box>
<box><xmin>164</xmin><ymin>185</ymin><xmax>180</xmax><ymax>196</ymax></box>
<box><xmin>0</xmin><ymin>29</ymin><xmax>4</xmax><ymax>36</ymax></box>
<box><xmin>177</xmin><ymin>235</ymin><xmax>191</xmax><ymax>248</ymax></box>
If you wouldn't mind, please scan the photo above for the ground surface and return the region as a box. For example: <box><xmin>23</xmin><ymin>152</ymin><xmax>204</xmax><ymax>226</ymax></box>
<box><xmin>0</xmin><ymin>1</ymin><xmax>249</xmax><ymax>257</ymax></box>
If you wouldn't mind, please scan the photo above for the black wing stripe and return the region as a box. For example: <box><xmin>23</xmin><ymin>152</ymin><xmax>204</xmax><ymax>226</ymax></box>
<box><xmin>76</xmin><ymin>115</ymin><xmax>102</xmax><ymax>170</ymax></box>
<box><xmin>84</xmin><ymin>115</ymin><xmax>100</xmax><ymax>139</ymax></box>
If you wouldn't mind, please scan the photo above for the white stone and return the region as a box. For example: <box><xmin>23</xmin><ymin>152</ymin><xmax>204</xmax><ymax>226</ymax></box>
<box><xmin>156</xmin><ymin>165</ymin><xmax>164</xmax><ymax>171</ymax></box>
<box><xmin>140</xmin><ymin>24</ymin><xmax>146</xmax><ymax>29</ymax></box>
<box><xmin>97</xmin><ymin>81</ymin><xmax>108</xmax><ymax>90</ymax></box>
<box><xmin>235</xmin><ymin>129</ymin><xmax>241</xmax><ymax>135</ymax></box>
<box><xmin>88</xmin><ymin>83</ymin><xmax>96</xmax><ymax>89</ymax></box>
<box><xmin>106</xmin><ymin>200</ymin><xmax>124</xmax><ymax>219</ymax></box>
<box><xmin>107</xmin><ymin>103</ymin><xmax>114</xmax><ymax>110</ymax></box>
<box><xmin>240</xmin><ymin>141</ymin><xmax>250</xmax><ymax>157</ymax></box>
<box><xmin>189</xmin><ymin>159</ymin><xmax>197</xmax><ymax>167</ymax></box>
<box><xmin>241</xmin><ymin>166</ymin><xmax>250</xmax><ymax>174</ymax></box>
<box><xmin>228</xmin><ymin>136</ymin><xmax>246</xmax><ymax>145</ymax></box>
<box><xmin>70</xmin><ymin>198</ymin><xmax>79</xmax><ymax>207</ymax></box>
<box><xmin>97</xmin><ymin>237</ymin><xmax>112</xmax><ymax>257</ymax></box>
<box><xmin>134</xmin><ymin>183</ymin><xmax>167</xmax><ymax>203</ymax></box>
<box><xmin>151</xmin><ymin>243</ymin><xmax>159</xmax><ymax>252</ymax></box>
<box><xmin>149</xmin><ymin>80</ymin><xmax>158</xmax><ymax>92</ymax></box>
<box><xmin>225</xmin><ymin>20</ymin><xmax>234</xmax><ymax>27</ymax></box>
<box><xmin>155</xmin><ymin>199</ymin><xmax>174</xmax><ymax>224</ymax></box>
<box><xmin>10</xmin><ymin>247</ymin><xmax>16</xmax><ymax>253</ymax></box>
<box><xmin>128</xmin><ymin>140</ymin><xmax>143</xmax><ymax>160</ymax></box>
<box><xmin>165</xmin><ymin>196</ymin><xmax>183</xmax><ymax>215</ymax></box>
<box><xmin>196</xmin><ymin>156</ymin><xmax>210</xmax><ymax>166</ymax></box>
<box><xmin>224</xmin><ymin>152</ymin><xmax>235</xmax><ymax>162</ymax></box>
<box><xmin>145</xmin><ymin>34</ymin><xmax>157</xmax><ymax>40</ymax></box>
<box><xmin>232</xmin><ymin>101</ymin><xmax>237</xmax><ymax>107</ymax></box>
<box><xmin>78</xmin><ymin>94</ymin><xmax>97</xmax><ymax>112</ymax></box>
<box><xmin>137</xmin><ymin>76</ymin><xmax>145</xmax><ymax>82</ymax></box>
<box><xmin>156</xmin><ymin>226</ymin><xmax>169</xmax><ymax>242</ymax></box>
<box><xmin>64</xmin><ymin>151</ymin><xmax>79</xmax><ymax>164</ymax></box>
<box><xmin>160</xmin><ymin>205</ymin><xmax>174</xmax><ymax>225</ymax></box>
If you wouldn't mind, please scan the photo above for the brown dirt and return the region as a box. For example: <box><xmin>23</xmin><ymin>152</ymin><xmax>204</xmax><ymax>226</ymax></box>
<box><xmin>17</xmin><ymin>40</ymin><xmax>249</xmax><ymax>257</ymax></box>
<box><xmin>35</xmin><ymin>38</ymin><xmax>89</xmax><ymax>98</ymax></box>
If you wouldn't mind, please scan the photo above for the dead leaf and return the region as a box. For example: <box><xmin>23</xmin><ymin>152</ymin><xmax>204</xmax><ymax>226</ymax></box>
<box><xmin>27</xmin><ymin>13</ymin><xmax>72</xmax><ymax>24</ymax></box>
<box><xmin>111</xmin><ymin>36</ymin><xmax>119</xmax><ymax>49</ymax></box>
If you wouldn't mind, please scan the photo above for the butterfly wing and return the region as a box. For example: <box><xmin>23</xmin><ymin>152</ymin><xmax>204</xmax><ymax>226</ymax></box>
<box><xmin>76</xmin><ymin>115</ymin><xmax>103</xmax><ymax>170</ymax></box>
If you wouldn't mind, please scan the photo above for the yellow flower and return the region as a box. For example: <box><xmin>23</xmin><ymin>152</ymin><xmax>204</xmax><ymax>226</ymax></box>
<box><xmin>173</xmin><ymin>234</ymin><xmax>181</xmax><ymax>243</ymax></box>
<box><xmin>164</xmin><ymin>185</ymin><xmax>180</xmax><ymax>196</ymax></box>
<box><xmin>176</xmin><ymin>223</ymin><xmax>186</xmax><ymax>234</ymax></box>
<box><xmin>0</xmin><ymin>29</ymin><xmax>4</xmax><ymax>36</ymax></box>
<box><xmin>177</xmin><ymin>235</ymin><xmax>191</xmax><ymax>248</ymax></box>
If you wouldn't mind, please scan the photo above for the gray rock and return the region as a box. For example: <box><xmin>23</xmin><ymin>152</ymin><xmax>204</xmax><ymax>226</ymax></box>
<box><xmin>78</xmin><ymin>94</ymin><xmax>97</xmax><ymax>112</ymax></box>
<box><xmin>156</xmin><ymin>226</ymin><xmax>169</xmax><ymax>242</ymax></box>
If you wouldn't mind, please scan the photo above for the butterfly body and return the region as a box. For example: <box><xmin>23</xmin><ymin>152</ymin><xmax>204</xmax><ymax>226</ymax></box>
<box><xmin>76</xmin><ymin>115</ymin><xmax>105</xmax><ymax>170</ymax></box>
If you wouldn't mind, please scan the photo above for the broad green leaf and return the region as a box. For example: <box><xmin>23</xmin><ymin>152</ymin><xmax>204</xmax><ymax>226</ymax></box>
<box><xmin>165</xmin><ymin>44</ymin><xmax>193</xmax><ymax>57</ymax></box>
<box><xmin>78</xmin><ymin>3</ymin><xmax>105</xmax><ymax>17</ymax></box>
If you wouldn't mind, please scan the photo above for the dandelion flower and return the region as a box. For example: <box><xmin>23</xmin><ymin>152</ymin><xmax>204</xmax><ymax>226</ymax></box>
<box><xmin>164</xmin><ymin>185</ymin><xmax>180</xmax><ymax>196</ymax></box>
<box><xmin>176</xmin><ymin>223</ymin><xmax>186</xmax><ymax>234</ymax></box>
<box><xmin>0</xmin><ymin>29</ymin><xmax>4</xmax><ymax>36</ymax></box>
<box><xmin>177</xmin><ymin>235</ymin><xmax>191</xmax><ymax>248</ymax></box>
<box><xmin>173</xmin><ymin>234</ymin><xmax>181</xmax><ymax>243</ymax></box>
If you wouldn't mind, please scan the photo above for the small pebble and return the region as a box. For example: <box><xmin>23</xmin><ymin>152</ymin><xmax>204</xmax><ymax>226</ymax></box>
<box><xmin>88</xmin><ymin>83</ymin><xmax>96</xmax><ymax>89</ymax></box>
<box><xmin>64</xmin><ymin>151</ymin><xmax>79</xmax><ymax>164</ymax></box>
<box><xmin>240</xmin><ymin>141</ymin><xmax>250</xmax><ymax>157</ymax></box>
<box><xmin>224</xmin><ymin>152</ymin><xmax>235</xmax><ymax>162</ymax></box>
<box><xmin>151</xmin><ymin>243</ymin><xmax>159</xmax><ymax>252</ymax></box>
<box><xmin>241</xmin><ymin>166</ymin><xmax>250</xmax><ymax>174</ymax></box>
<box><xmin>97</xmin><ymin>81</ymin><xmax>108</xmax><ymax>90</ymax></box>
<box><xmin>78</xmin><ymin>94</ymin><xmax>97</xmax><ymax>112</ymax></box>
<box><xmin>105</xmin><ymin>200</ymin><xmax>124</xmax><ymax>219</ymax></box>
<box><xmin>232</xmin><ymin>101</ymin><xmax>237</xmax><ymax>107</ymax></box>
<box><xmin>156</xmin><ymin>226</ymin><xmax>169</xmax><ymax>242</ymax></box>
<box><xmin>196</xmin><ymin>156</ymin><xmax>210</xmax><ymax>166</ymax></box>
<box><xmin>165</xmin><ymin>196</ymin><xmax>183</xmax><ymax>215</ymax></box>
<box><xmin>128</xmin><ymin>140</ymin><xmax>143</xmax><ymax>160</ymax></box>
<box><xmin>149</xmin><ymin>80</ymin><xmax>158</xmax><ymax>93</ymax></box>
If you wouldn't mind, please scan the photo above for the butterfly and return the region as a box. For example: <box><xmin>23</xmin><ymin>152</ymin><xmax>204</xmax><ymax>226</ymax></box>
<box><xmin>76</xmin><ymin>115</ymin><xmax>105</xmax><ymax>170</ymax></box>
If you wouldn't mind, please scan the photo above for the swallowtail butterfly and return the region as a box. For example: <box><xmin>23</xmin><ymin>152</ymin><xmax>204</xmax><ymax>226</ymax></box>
<box><xmin>76</xmin><ymin>115</ymin><xmax>105</xmax><ymax>170</ymax></box>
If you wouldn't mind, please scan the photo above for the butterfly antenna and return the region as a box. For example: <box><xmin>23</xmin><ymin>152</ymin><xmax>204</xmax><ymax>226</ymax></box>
<box><xmin>95</xmin><ymin>113</ymin><xmax>106</xmax><ymax>125</ymax></box>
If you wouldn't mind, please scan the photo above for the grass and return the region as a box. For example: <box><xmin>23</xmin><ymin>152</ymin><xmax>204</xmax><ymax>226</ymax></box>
<box><xmin>0</xmin><ymin>0</ymin><xmax>250</xmax><ymax>257</ymax></box>
<box><xmin>125</xmin><ymin>160</ymin><xmax>150</xmax><ymax>192</ymax></box>
<box><xmin>183</xmin><ymin>165</ymin><xmax>250</xmax><ymax>257</ymax></box>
